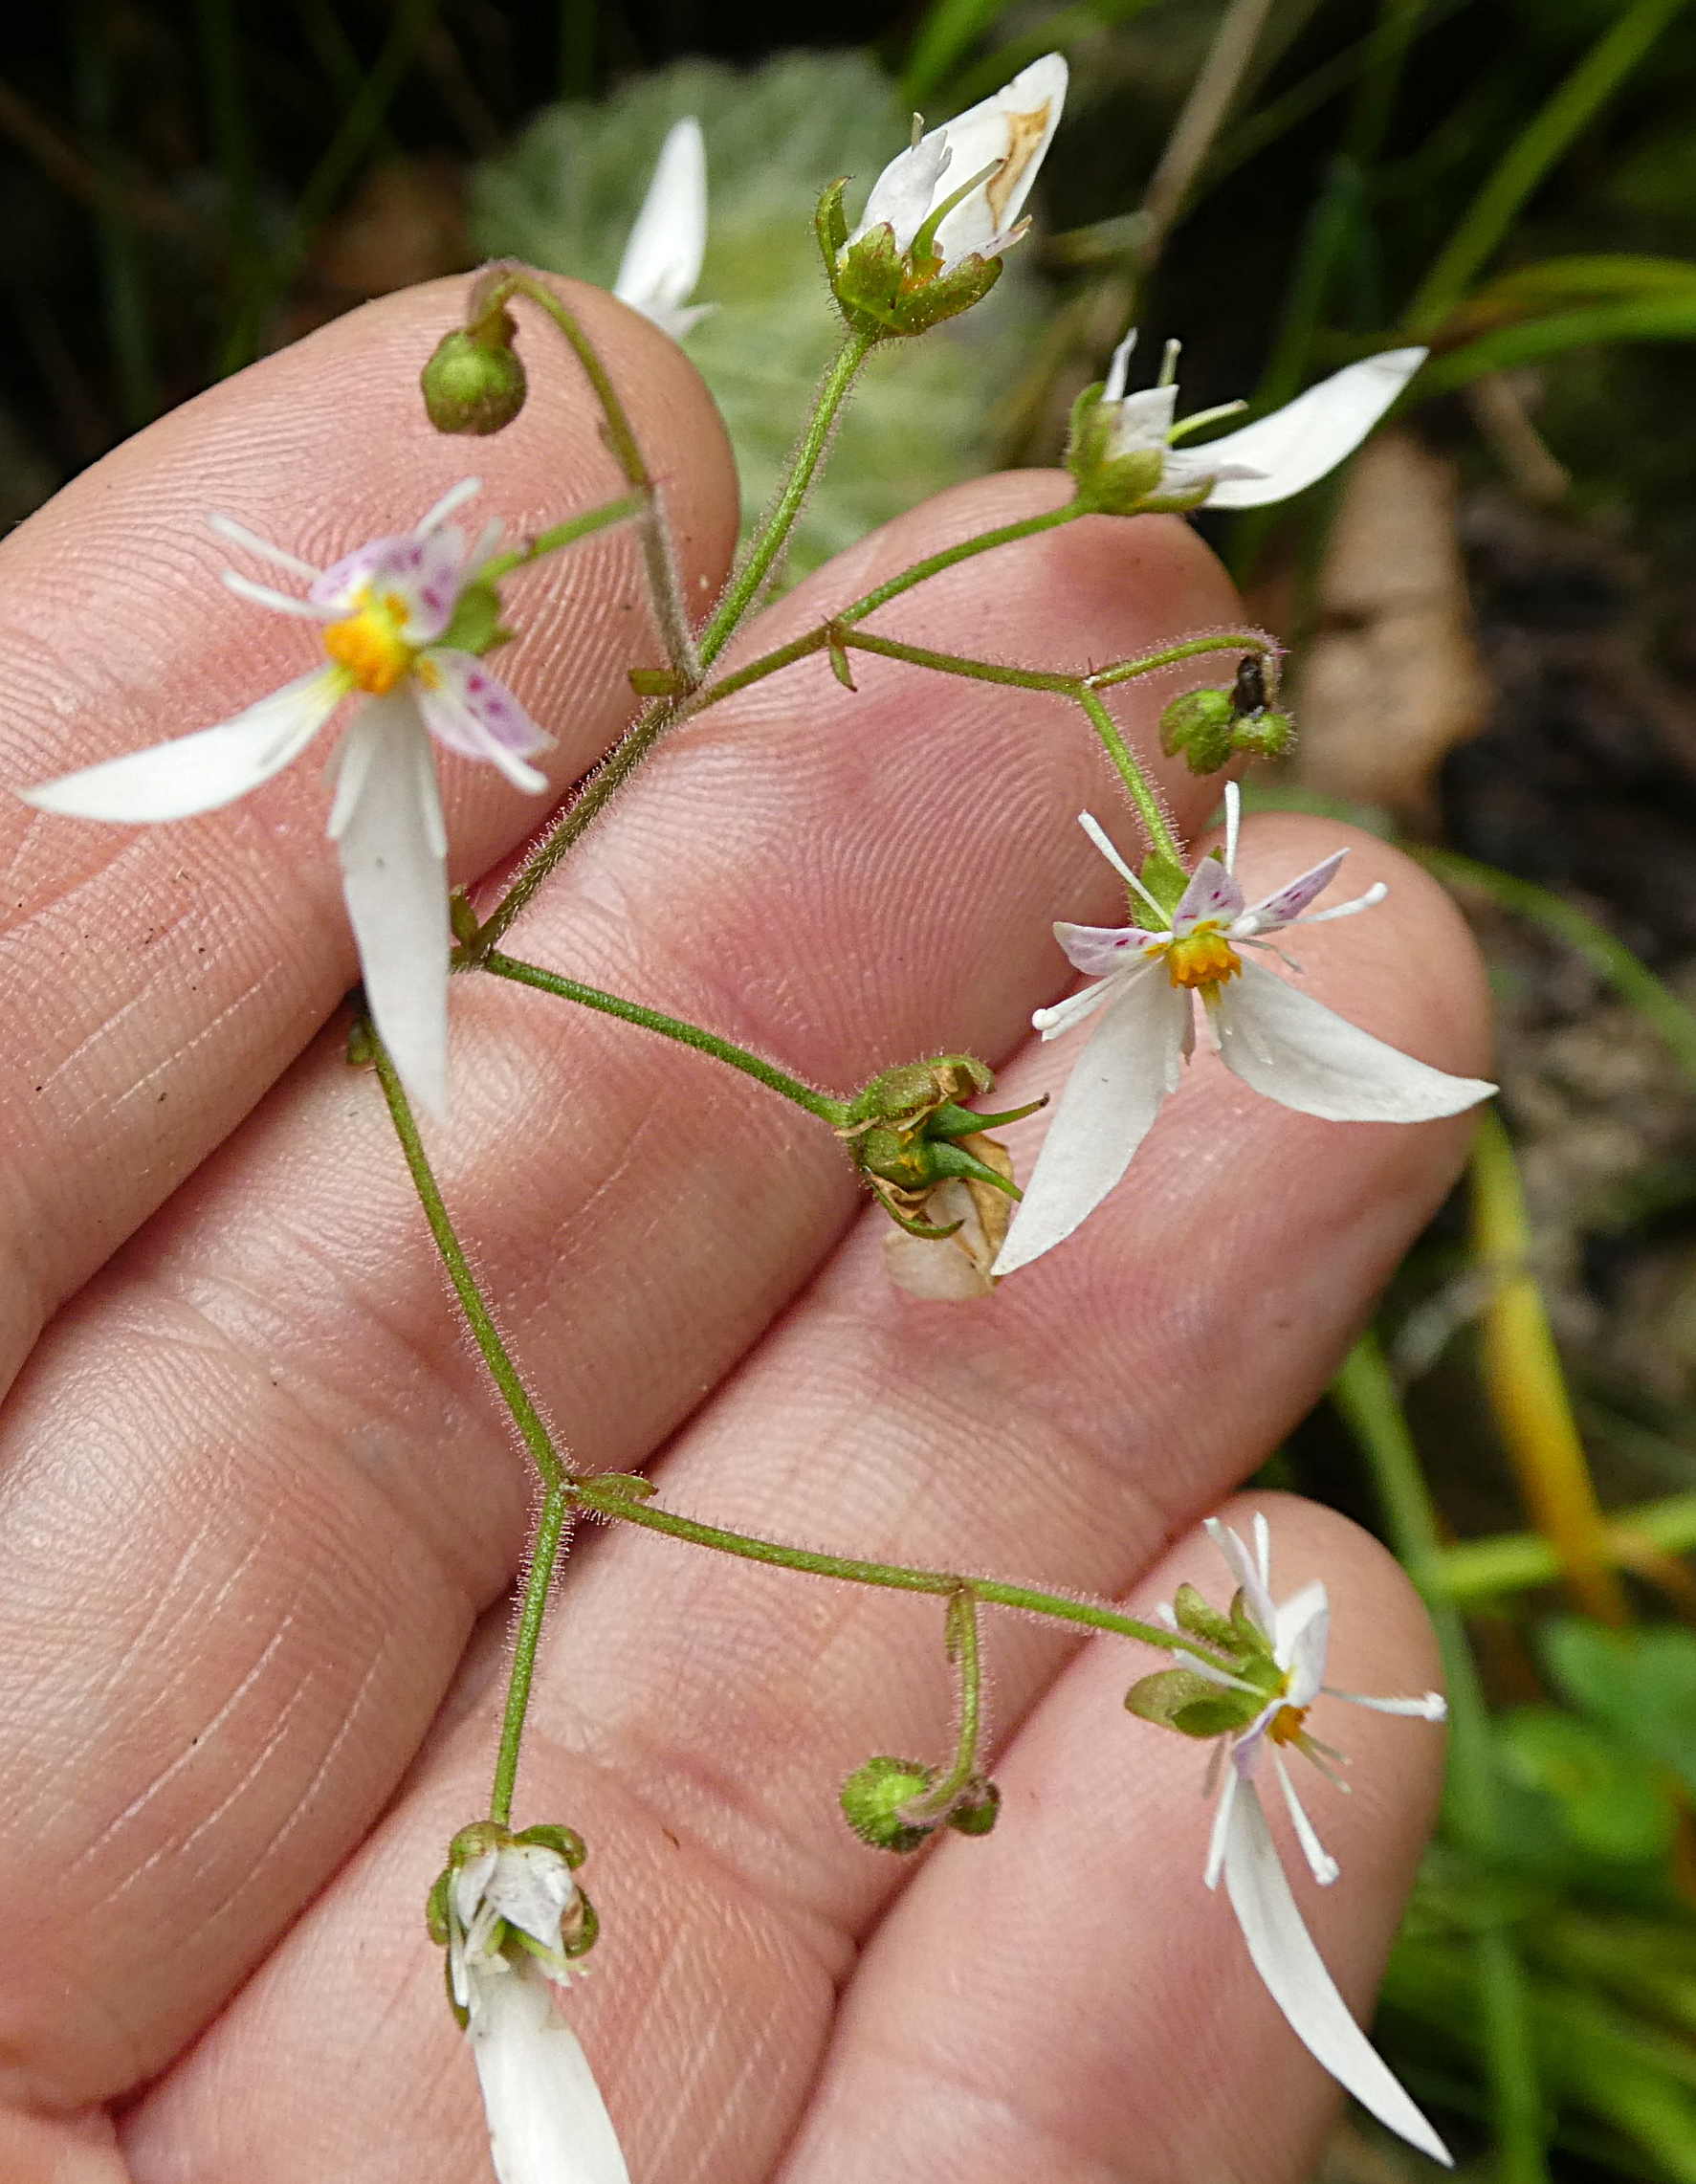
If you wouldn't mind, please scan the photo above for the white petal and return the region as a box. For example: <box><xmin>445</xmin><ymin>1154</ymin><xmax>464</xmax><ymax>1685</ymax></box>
<box><xmin>414</xmin><ymin>477</ymin><xmax>483</xmax><ymax>536</ymax></box>
<box><xmin>469</xmin><ymin>1969</ymin><xmax>631</xmax><ymax>2184</ymax></box>
<box><xmin>1222</xmin><ymin>1780</ymin><xmax>1452</xmax><ymax>2165</ymax></box>
<box><xmin>19</xmin><ymin>668</ymin><xmax>342</xmax><ymax>824</ymax></box>
<box><xmin>1104</xmin><ymin>328</ymin><xmax>1137</xmax><ymax>404</ymax></box>
<box><xmin>1272</xmin><ymin>1751</ymin><xmax>1340</xmax><ymax>1887</ymax></box>
<box><xmin>854</xmin><ymin>137</ymin><xmax>953</xmax><ymax>252</ymax></box>
<box><xmin>1203</xmin><ymin>1517</ymin><xmax>1277</xmax><ymax>1641</ymax></box>
<box><xmin>484</xmin><ymin>1844</ymin><xmax>580</xmax><ymax>1952</ymax></box>
<box><xmin>1273</xmin><ymin>1581</ymin><xmax>1331</xmax><ymax>1704</ymax></box>
<box><xmin>332</xmin><ymin>698</ymin><xmax>452</xmax><ymax>1122</ymax></box>
<box><xmin>930</xmin><ymin>52</ymin><xmax>1068</xmax><ymax>263</ymax></box>
<box><xmin>1194</xmin><ymin>348</ymin><xmax>1427</xmax><ymax>510</ymax></box>
<box><xmin>614</xmin><ymin>117</ymin><xmax>708</xmax><ymax>333</ymax></box>
<box><xmin>1104</xmin><ymin>384</ymin><xmax>1178</xmax><ymax>457</ymax></box>
<box><xmin>1077</xmin><ymin>810</ymin><xmax>1168</xmax><ymax>922</ymax></box>
<box><xmin>208</xmin><ymin>513</ymin><xmax>320</xmax><ymax>580</ymax></box>
<box><xmin>453</xmin><ymin>1848</ymin><xmax>501</xmax><ymax>1932</ymax></box>
<box><xmin>1218</xmin><ymin>960</ymin><xmax>1495</xmax><ymax>1123</ymax></box>
<box><xmin>993</xmin><ymin>968</ymin><xmax>1186</xmax><ymax>1275</ymax></box>
<box><xmin>1031</xmin><ymin>973</ymin><xmax>1122</xmax><ymax>1040</ymax></box>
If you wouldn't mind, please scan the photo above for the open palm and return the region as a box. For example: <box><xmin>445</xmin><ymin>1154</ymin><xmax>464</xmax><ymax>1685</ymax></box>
<box><xmin>0</xmin><ymin>281</ymin><xmax>1487</xmax><ymax>2184</ymax></box>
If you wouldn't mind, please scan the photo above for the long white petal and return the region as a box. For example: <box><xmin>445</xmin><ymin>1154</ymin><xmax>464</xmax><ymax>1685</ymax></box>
<box><xmin>993</xmin><ymin>969</ymin><xmax>1186</xmax><ymax>1275</ymax></box>
<box><xmin>19</xmin><ymin>668</ymin><xmax>343</xmax><ymax>823</ymax></box>
<box><xmin>470</xmin><ymin>1969</ymin><xmax>631</xmax><ymax>2184</ymax></box>
<box><xmin>931</xmin><ymin>53</ymin><xmax>1068</xmax><ymax>263</ymax></box>
<box><xmin>615</xmin><ymin>117</ymin><xmax>708</xmax><ymax>332</ymax></box>
<box><xmin>1218</xmin><ymin>960</ymin><xmax>1494</xmax><ymax>1123</ymax></box>
<box><xmin>332</xmin><ymin>698</ymin><xmax>451</xmax><ymax>1122</ymax></box>
<box><xmin>1222</xmin><ymin>1780</ymin><xmax>1452</xmax><ymax>2164</ymax></box>
<box><xmin>1194</xmin><ymin>348</ymin><xmax>1427</xmax><ymax>511</ymax></box>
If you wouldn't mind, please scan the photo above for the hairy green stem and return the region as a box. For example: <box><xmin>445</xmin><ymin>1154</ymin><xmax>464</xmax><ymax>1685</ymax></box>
<box><xmin>490</xmin><ymin>1487</ymin><xmax>573</xmax><ymax>1826</ymax></box>
<box><xmin>479</xmin><ymin>950</ymin><xmax>848</xmax><ymax>1123</ymax></box>
<box><xmin>370</xmin><ymin>1033</ymin><xmax>567</xmax><ymax>1494</ymax></box>
<box><xmin>574</xmin><ymin>1478</ymin><xmax>1200</xmax><ymax>1659</ymax></box>
<box><xmin>479</xmin><ymin>492</ymin><xmax>647</xmax><ymax>584</ymax></box>
<box><xmin>903</xmin><ymin>1590</ymin><xmax>987</xmax><ymax>1823</ymax></box>
<box><xmin>485</xmin><ymin>271</ymin><xmax>699</xmax><ymax>683</ymax></box>
<box><xmin>1075</xmin><ymin>685</ymin><xmax>1183</xmax><ymax>865</ymax></box>
<box><xmin>1333</xmin><ymin>1335</ymin><xmax>1550</xmax><ymax>2181</ymax></box>
<box><xmin>697</xmin><ymin>329</ymin><xmax>879</xmax><ymax>668</ymax></box>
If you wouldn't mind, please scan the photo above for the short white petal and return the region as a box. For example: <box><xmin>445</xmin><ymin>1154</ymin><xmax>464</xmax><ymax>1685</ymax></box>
<box><xmin>853</xmin><ymin>137</ymin><xmax>952</xmax><ymax>251</ymax></box>
<box><xmin>1273</xmin><ymin>1581</ymin><xmax>1331</xmax><ymax>1703</ymax></box>
<box><xmin>931</xmin><ymin>52</ymin><xmax>1068</xmax><ymax>263</ymax></box>
<box><xmin>1327</xmin><ymin>1687</ymin><xmax>1447</xmax><ymax>1721</ymax></box>
<box><xmin>19</xmin><ymin>668</ymin><xmax>342</xmax><ymax>824</ymax></box>
<box><xmin>469</xmin><ymin>1970</ymin><xmax>631</xmax><ymax>2184</ymax></box>
<box><xmin>1222</xmin><ymin>1781</ymin><xmax>1452</xmax><ymax>2165</ymax></box>
<box><xmin>1104</xmin><ymin>384</ymin><xmax>1178</xmax><ymax>457</ymax></box>
<box><xmin>615</xmin><ymin>117</ymin><xmax>708</xmax><ymax>326</ymax></box>
<box><xmin>993</xmin><ymin>969</ymin><xmax>1186</xmax><ymax>1275</ymax></box>
<box><xmin>332</xmin><ymin>699</ymin><xmax>452</xmax><ymax>1122</ymax></box>
<box><xmin>1195</xmin><ymin>347</ymin><xmax>1427</xmax><ymax>510</ymax></box>
<box><xmin>1104</xmin><ymin>328</ymin><xmax>1137</xmax><ymax>404</ymax></box>
<box><xmin>484</xmin><ymin>1843</ymin><xmax>580</xmax><ymax>1952</ymax></box>
<box><xmin>1218</xmin><ymin>960</ymin><xmax>1495</xmax><ymax>1123</ymax></box>
<box><xmin>1203</xmin><ymin>1517</ymin><xmax>1277</xmax><ymax>1640</ymax></box>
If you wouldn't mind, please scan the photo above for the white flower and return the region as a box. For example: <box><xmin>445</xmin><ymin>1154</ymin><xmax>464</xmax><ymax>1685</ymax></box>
<box><xmin>614</xmin><ymin>117</ymin><xmax>712</xmax><ymax>340</ymax></box>
<box><xmin>17</xmin><ymin>481</ymin><xmax>551</xmax><ymax>1121</ymax></box>
<box><xmin>1096</xmin><ymin>330</ymin><xmax>1427</xmax><ymax>509</ymax></box>
<box><xmin>847</xmin><ymin>53</ymin><xmax>1068</xmax><ymax>266</ymax></box>
<box><xmin>993</xmin><ymin>785</ymin><xmax>1494</xmax><ymax>1273</ymax></box>
<box><xmin>448</xmin><ymin>1840</ymin><xmax>630</xmax><ymax>2184</ymax></box>
<box><xmin>1182</xmin><ymin>1514</ymin><xmax>1452</xmax><ymax>2166</ymax></box>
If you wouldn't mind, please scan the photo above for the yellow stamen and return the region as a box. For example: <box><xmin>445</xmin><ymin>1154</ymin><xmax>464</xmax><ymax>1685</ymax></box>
<box><xmin>1268</xmin><ymin>1703</ymin><xmax>1309</xmax><ymax>1746</ymax></box>
<box><xmin>322</xmin><ymin>587</ymin><xmax>417</xmax><ymax>696</ymax></box>
<box><xmin>1150</xmin><ymin>923</ymin><xmax>1242</xmax><ymax>997</ymax></box>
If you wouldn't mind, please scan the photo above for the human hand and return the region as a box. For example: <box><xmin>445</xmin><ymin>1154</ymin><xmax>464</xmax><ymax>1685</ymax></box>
<box><xmin>0</xmin><ymin>277</ymin><xmax>1487</xmax><ymax>2184</ymax></box>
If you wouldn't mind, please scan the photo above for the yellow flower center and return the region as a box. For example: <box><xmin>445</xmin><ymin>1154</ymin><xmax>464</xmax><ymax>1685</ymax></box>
<box><xmin>1268</xmin><ymin>1702</ymin><xmax>1310</xmax><ymax>1746</ymax></box>
<box><xmin>1150</xmin><ymin>922</ymin><xmax>1242</xmax><ymax>996</ymax></box>
<box><xmin>322</xmin><ymin>587</ymin><xmax>418</xmax><ymax>695</ymax></box>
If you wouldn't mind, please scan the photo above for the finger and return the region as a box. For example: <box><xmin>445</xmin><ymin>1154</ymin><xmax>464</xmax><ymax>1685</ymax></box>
<box><xmin>0</xmin><ymin>274</ymin><xmax>738</xmax><ymax>1396</ymax></box>
<box><xmin>778</xmin><ymin>1495</ymin><xmax>1447</xmax><ymax>2184</ymax></box>
<box><xmin>119</xmin><ymin>825</ymin><xmax>1485</xmax><ymax>2178</ymax></box>
<box><xmin>0</xmin><ymin>481</ymin><xmax>1238</xmax><ymax>2107</ymax></box>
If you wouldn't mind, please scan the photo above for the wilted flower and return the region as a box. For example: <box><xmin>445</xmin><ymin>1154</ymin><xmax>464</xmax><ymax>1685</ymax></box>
<box><xmin>994</xmin><ymin>785</ymin><xmax>1493</xmax><ymax>1273</ymax></box>
<box><xmin>613</xmin><ymin>117</ymin><xmax>712</xmax><ymax>340</ymax></box>
<box><xmin>846</xmin><ymin>53</ymin><xmax>1067</xmax><ymax>268</ymax></box>
<box><xmin>432</xmin><ymin>1825</ymin><xmax>628</xmax><ymax>2184</ymax></box>
<box><xmin>1127</xmin><ymin>1514</ymin><xmax>1451</xmax><ymax>2165</ymax></box>
<box><xmin>1070</xmin><ymin>331</ymin><xmax>1426</xmax><ymax>515</ymax></box>
<box><xmin>18</xmin><ymin>481</ymin><xmax>551</xmax><ymax>1121</ymax></box>
<box><xmin>825</xmin><ymin>55</ymin><xmax>1067</xmax><ymax>336</ymax></box>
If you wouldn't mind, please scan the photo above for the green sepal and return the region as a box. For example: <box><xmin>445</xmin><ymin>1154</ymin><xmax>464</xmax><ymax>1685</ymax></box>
<box><xmin>926</xmin><ymin>1094</ymin><xmax>1046</xmax><ymax>1138</ymax></box>
<box><xmin>1172</xmin><ymin>1694</ymin><xmax>1264</xmax><ymax>1738</ymax></box>
<box><xmin>1172</xmin><ymin>1582</ymin><xmax>1238</xmax><ymax>1649</ymax></box>
<box><xmin>628</xmin><ymin>666</ymin><xmax>688</xmax><ymax>697</ymax></box>
<box><xmin>1136</xmin><ymin>849</ymin><xmax>1190</xmax><ymax>920</ymax></box>
<box><xmin>926</xmin><ymin>1138</ymin><xmax>1021</xmax><ymax>1197</ymax></box>
<box><xmin>425</xmin><ymin>1865</ymin><xmax>453</xmax><ymax>1946</ymax></box>
<box><xmin>437</xmin><ymin>580</ymin><xmax>515</xmax><ymax>658</ymax></box>
<box><xmin>514</xmin><ymin>1822</ymin><xmax>588</xmax><ymax>1868</ymax></box>
<box><xmin>832</xmin><ymin>226</ymin><xmax>1004</xmax><ymax>339</ymax></box>
<box><xmin>1230</xmin><ymin>708</ymin><xmax>1296</xmax><ymax>761</ymax></box>
<box><xmin>562</xmin><ymin>1886</ymin><xmax>600</xmax><ymax>1958</ymax></box>
<box><xmin>841</xmin><ymin>1755</ymin><xmax>937</xmax><ymax>1853</ymax></box>
<box><xmin>945</xmin><ymin>1778</ymin><xmax>1001</xmax><ymax>1837</ymax></box>
<box><xmin>814</xmin><ymin>177</ymin><xmax>850</xmax><ymax>282</ymax></box>
<box><xmin>1126</xmin><ymin>1666</ymin><xmax>1244</xmax><ymax>1732</ymax></box>
<box><xmin>869</xmin><ymin>1180</ymin><xmax>963</xmax><ymax>1241</ymax></box>
<box><xmin>827</xmin><ymin>635</ymin><xmax>857</xmax><ymax>690</ymax></box>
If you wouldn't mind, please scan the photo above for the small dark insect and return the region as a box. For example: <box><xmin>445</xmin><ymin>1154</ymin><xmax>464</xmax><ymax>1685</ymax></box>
<box><xmin>1231</xmin><ymin>654</ymin><xmax>1266</xmax><ymax>717</ymax></box>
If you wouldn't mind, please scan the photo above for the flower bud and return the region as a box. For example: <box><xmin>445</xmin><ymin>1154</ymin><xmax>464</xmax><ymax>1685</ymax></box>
<box><xmin>421</xmin><ymin>320</ymin><xmax>528</xmax><ymax>436</ymax></box>
<box><xmin>1159</xmin><ymin>686</ymin><xmax>1235</xmax><ymax>775</ymax></box>
<box><xmin>1230</xmin><ymin>706</ymin><xmax>1296</xmax><ymax>761</ymax></box>
<box><xmin>841</xmin><ymin>1756</ymin><xmax>937</xmax><ymax>1852</ymax></box>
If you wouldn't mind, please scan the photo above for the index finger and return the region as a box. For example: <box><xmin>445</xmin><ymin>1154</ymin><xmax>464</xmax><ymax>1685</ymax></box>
<box><xmin>0</xmin><ymin>275</ymin><xmax>738</xmax><ymax>1399</ymax></box>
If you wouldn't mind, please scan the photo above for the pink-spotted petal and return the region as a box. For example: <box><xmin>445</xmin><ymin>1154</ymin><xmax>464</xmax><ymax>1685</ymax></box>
<box><xmin>1235</xmin><ymin>850</ymin><xmax>1349</xmax><ymax>937</ymax></box>
<box><xmin>311</xmin><ymin>525</ymin><xmax>468</xmax><ymax>642</ymax></box>
<box><xmin>1172</xmin><ymin>852</ymin><xmax>1244</xmax><ymax>935</ymax></box>
<box><xmin>416</xmin><ymin>651</ymin><xmax>551</xmax><ymax>794</ymax></box>
<box><xmin>1053</xmin><ymin>920</ymin><xmax>1161</xmax><ymax>978</ymax></box>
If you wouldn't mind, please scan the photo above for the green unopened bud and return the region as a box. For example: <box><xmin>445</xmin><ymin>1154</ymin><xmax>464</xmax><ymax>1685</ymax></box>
<box><xmin>1159</xmin><ymin>686</ymin><xmax>1235</xmax><ymax>775</ymax></box>
<box><xmin>1230</xmin><ymin>706</ymin><xmax>1295</xmax><ymax>761</ymax></box>
<box><xmin>422</xmin><ymin>319</ymin><xmax>528</xmax><ymax>436</ymax></box>
<box><xmin>841</xmin><ymin>1756</ymin><xmax>937</xmax><ymax>1852</ymax></box>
